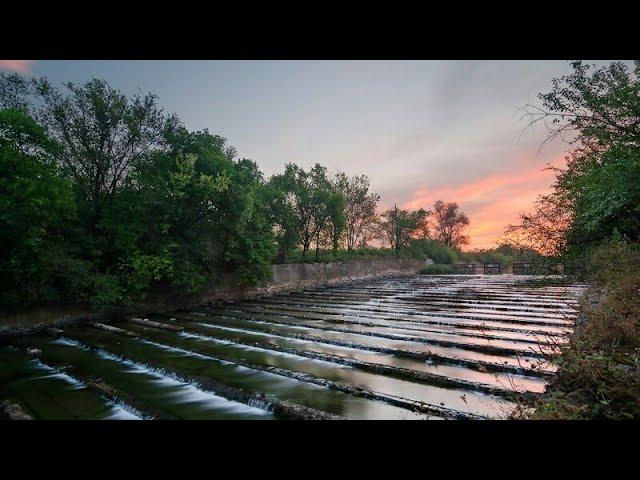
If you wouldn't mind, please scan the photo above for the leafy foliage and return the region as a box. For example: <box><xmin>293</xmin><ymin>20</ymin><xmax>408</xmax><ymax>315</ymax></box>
<box><xmin>0</xmin><ymin>75</ymin><xmax>278</xmax><ymax>313</ymax></box>
<box><xmin>508</xmin><ymin>61</ymin><xmax>640</xmax><ymax>419</ymax></box>
<box><xmin>333</xmin><ymin>172</ymin><xmax>379</xmax><ymax>251</ymax></box>
<box><xmin>0</xmin><ymin>109</ymin><xmax>76</xmax><ymax>311</ymax></box>
<box><xmin>431</xmin><ymin>200</ymin><xmax>469</xmax><ymax>249</ymax></box>
<box><xmin>419</xmin><ymin>264</ymin><xmax>454</xmax><ymax>275</ymax></box>
<box><xmin>409</xmin><ymin>238</ymin><xmax>459</xmax><ymax>264</ymax></box>
<box><xmin>0</xmin><ymin>72</ymin><xmax>479</xmax><ymax>316</ymax></box>
<box><xmin>378</xmin><ymin>206</ymin><xmax>429</xmax><ymax>254</ymax></box>
<box><xmin>508</xmin><ymin>61</ymin><xmax>640</xmax><ymax>256</ymax></box>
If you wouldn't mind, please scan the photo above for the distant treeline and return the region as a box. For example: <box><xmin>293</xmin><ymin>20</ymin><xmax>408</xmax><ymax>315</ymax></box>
<box><xmin>1</xmin><ymin>73</ymin><xmax>483</xmax><ymax>313</ymax></box>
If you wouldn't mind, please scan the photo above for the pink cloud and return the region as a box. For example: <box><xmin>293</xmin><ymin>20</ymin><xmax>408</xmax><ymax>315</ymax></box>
<box><xmin>0</xmin><ymin>60</ymin><xmax>35</xmax><ymax>73</ymax></box>
<box><xmin>402</xmin><ymin>154</ymin><xmax>566</xmax><ymax>250</ymax></box>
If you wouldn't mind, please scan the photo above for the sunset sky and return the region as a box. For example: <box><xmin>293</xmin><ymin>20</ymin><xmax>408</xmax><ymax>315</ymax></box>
<box><xmin>0</xmin><ymin>60</ymin><xmax>622</xmax><ymax>249</ymax></box>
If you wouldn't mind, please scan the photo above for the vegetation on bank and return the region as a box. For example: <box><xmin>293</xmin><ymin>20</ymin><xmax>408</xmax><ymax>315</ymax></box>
<box><xmin>521</xmin><ymin>239</ymin><xmax>640</xmax><ymax>419</ymax></box>
<box><xmin>419</xmin><ymin>264</ymin><xmax>454</xmax><ymax>275</ymax></box>
<box><xmin>508</xmin><ymin>61</ymin><xmax>640</xmax><ymax>419</ymax></box>
<box><xmin>0</xmin><ymin>73</ymin><xmax>480</xmax><ymax>315</ymax></box>
<box><xmin>285</xmin><ymin>247</ymin><xmax>397</xmax><ymax>264</ymax></box>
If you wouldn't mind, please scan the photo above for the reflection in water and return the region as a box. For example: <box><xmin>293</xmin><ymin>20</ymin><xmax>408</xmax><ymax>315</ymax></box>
<box><xmin>0</xmin><ymin>275</ymin><xmax>585</xmax><ymax>420</ymax></box>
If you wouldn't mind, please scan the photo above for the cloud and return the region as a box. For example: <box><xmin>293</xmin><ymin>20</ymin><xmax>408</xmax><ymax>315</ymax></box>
<box><xmin>0</xmin><ymin>60</ymin><xmax>35</xmax><ymax>73</ymax></box>
<box><xmin>402</xmin><ymin>153</ymin><xmax>566</xmax><ymax>250</ymax></box>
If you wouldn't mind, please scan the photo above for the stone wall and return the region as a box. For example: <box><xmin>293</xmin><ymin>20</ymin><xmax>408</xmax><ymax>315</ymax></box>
<box><xmin>197</xmin><ymin>256</ymin><xmax>424</xmax><ymax>304</ymax></box>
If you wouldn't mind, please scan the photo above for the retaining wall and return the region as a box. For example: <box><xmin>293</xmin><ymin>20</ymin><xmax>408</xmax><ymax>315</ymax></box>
<box><xmin>1</xmin><ymin>257</ymin><xmax>423</xmax><ymax>336</ymax></box>
<box><xmin>198</xmin><ymin>257</ymin><xmax>424</xmax><ymax>304</ymax></box>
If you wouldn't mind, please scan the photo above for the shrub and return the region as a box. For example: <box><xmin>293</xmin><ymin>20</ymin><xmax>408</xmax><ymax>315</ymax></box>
<box><xmin>410</xmin><ymin>239</ymin><xmax>458</xmax><ymax>264</ymax></box>
<box><xmin>521</xmin><ymin>237</ymin><xmax>640</xmax><ymax>419</ymax></box>
<box><xmin>420</xmin><ymin>264</ymin><xmax>454</xmax><ymax>275</ymax></box>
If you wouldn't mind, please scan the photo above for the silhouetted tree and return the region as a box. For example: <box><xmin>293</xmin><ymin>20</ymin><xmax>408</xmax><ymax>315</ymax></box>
<box><xmin>378</xmin><ymin>205</ymin><xmax>429</xmax><ymax>254</ymax></box>
<box><xmin>431</xmin><ymin>200</ymin><xmax>469</xmax><ymax>248</ymax></box>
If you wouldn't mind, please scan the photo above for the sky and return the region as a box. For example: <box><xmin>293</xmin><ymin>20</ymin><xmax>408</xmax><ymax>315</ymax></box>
<box><xmin>0</xmin><ymin>59</ymin><xmax>620</xmax><ymax>249</ymax></box>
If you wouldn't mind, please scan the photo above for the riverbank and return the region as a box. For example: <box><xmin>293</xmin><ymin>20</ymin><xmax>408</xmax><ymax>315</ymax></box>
<box><xmin>0</xmin><ymin>257</ymin><xmax>423</xmax><ymax>337</ymax></box>
<box><xmin>516</xmin><ymin>244</ymin><xmax>640</xmax><ymax>419</ymax></box>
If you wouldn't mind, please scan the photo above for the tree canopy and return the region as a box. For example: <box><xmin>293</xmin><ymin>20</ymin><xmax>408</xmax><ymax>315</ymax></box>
<box><xmin>508</xmin><ymin>61</ymin><xmax>640</xmax><ymax>257</ymax></box>
<box><xmin>0</xmin><ymin>72</ymin><xmax>476</xmax><ymax>314</ymax></box>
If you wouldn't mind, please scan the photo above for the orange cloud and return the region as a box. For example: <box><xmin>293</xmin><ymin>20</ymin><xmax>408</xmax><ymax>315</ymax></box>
<box><xmin>0</xmin><ymin>60</ymin><xmax>35</xmax><ymax>73</ymax></box>
<box><xmin>403</xmin><ymin>155</ymin><xmax>565</xmax><ymax>250</ymax></box>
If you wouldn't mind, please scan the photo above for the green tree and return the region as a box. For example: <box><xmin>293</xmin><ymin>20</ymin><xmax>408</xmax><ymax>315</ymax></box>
<box><xmin>326</xmin><ymin>191</ymin><xmax>347</xmax><ymax>254</ymax></box>
<box><xmin>510</xmin><ymin>61</ymin><xmax>640</xmax><ymax>255</ymax></box>
<box><xmin>268</xmin><ymin>163</ymin><xmax>339</xmax><ymax>261</ymax></box>
<box><xmin>431</xmin><ymin>200</ymin><xmax>470</xmax><ymax>249</ymax></box>
<box><xmin>120</xmin><ymin>128</ymin><xmax>275</xmax><ymax>297</ymax></box>
<box><xmin>378</xmin><ymin>206</ymin><xmax>429</xmax><ymax>255</ymax></box>
<box><xmin>334</xmin><ymin>172</ymin><xmax>380</xmax><ymax>252</ymax></box>
<box><xmin>265</xmin><ymin>174</ymin><xmax>300</xmax><ymax>264</ymax></box>
<box><xmin>0</xmin><ymin>109</ymin><xmax>75</xmax><ymax>311</ymax></box>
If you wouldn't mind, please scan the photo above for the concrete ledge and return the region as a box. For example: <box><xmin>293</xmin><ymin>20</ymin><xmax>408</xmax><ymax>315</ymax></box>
<box><xmin>199</xmin><ymin>257</ymin><xmax>423</xmax><ymax>304</ymax></box>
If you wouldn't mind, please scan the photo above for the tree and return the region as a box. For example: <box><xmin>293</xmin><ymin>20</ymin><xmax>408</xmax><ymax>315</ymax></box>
<box><xmin>122</xmin><ymin>128</ymin><xmax>275</xmax><ymax>295</ymax></box>
<box><xmin>265</xmin><ymin>175</ymin><xmax>300</xmax><ymax>264</ymax></box>
<box><xmin>334</xmin><ymin>172</ymin><xmax>380</xmax><ymax>252</ymax></box>
<box><xmin>0</xmin><ymin>76</ymin><xmax>180</xmax><ymax>228</ymax></box>
<box><xmin>524</xmin><ymin>60</ymin><xmax>640</xmax><ymax>150</ymax></box>
<box><xmin>326</xmin><ymin>191</ymin><xmax>347</xmax><ymax>254</ymax></box>
<box><xmin>504</xmin><ymin>180</ymin><xmax>572</xmax><ymax>256</ymax></box>
<box><xmin>431</xmin><ymin>200</ymin><xmax>469</xmax><ymax>248</ymax></box>
<box><xmin>308</xmin><ymin>164</ymin><xmax>335</xmax><ymax>261</ymax></box>
<box><xmin>511</xmin><ymin>61</ymin><xmax>640</xmax><ymax>255</ymax></box>
<box><xmin>268</xmin><ymin>164</ymin><xmax>315</xmax><ymax>259</ymax></box>
<box><xmin>0</xmin><ymin>109</ymin><xmax>75</xmax><ymax>310</ymax></box>
<box><xmin>378</xmin><ymin>206</ymin><xmax>428</xmax><ymax>254</ymax></box>
<box><xmin>268</xmin><ymin>163</ymin><xmax>342</xmax><ymax>261</ymax></box>
<box><xmin>415</xmin><ymin>209</ymin><xmax>432</xmax><ymax>239</ymax></box>
<box><xmin>0</xmin><ymin>73</ymin><xmax>32</xmax><ymax>111</ymax></box>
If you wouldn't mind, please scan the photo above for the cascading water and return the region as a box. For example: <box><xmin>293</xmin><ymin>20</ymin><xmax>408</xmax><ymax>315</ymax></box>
<box><xmin>1</xmin><ymin>274</ymin><xmax>586</xmax><ymax>420</ymax></box>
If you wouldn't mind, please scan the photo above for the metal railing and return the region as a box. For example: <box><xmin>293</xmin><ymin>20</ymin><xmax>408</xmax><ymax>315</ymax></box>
<box><xmin>453</xmin><ymin>263</ymin><xmax>476</xmax><ymax>274</ymax></box>
<box><xmin>483</xmin><ymin>263</ymin><xmax>501</xmax><ymax>275</ymax></box>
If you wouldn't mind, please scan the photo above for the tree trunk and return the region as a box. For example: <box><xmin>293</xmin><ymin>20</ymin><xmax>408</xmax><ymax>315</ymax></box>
<box><xmin>315</xmin><ymin>232</ymin><xmax>321</xmax><ymax>261</ymax></box>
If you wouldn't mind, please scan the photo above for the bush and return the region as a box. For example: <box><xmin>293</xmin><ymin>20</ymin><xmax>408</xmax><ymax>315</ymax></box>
<box><xmin>520</xmin><ymin>237</ymin><xmax>640</xmax><ymax>419</ymax></box>
<box><xmin>532</xmin><ymin>345</ymin><xmax>640</xmax><ymax>420</ymax></box>
<box><xmin>409</xmin><ymin>239</ymin><xmax>458</xmax><ymax>264</ymax></box>
<box><xmin>420</xmin><ymin>264</ymin><xmax>454</xmax><ymax>275</ymax></box>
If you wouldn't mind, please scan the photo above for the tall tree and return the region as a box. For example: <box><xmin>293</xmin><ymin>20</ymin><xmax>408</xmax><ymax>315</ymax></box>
<box><xmin>326</xmin><ymin>191</ymin><xmax>347</xmax><ymax>254</ymax></box>
<box><xmin>431</xmin><ymin>200</ymin><xmax>470</xmax><ymax>248</ymax></box>
<box><xmin>378</xmin><ymin>206</ymin><xmax>428</xmax><ymax>254</ymax></box>
<box><xmin>0</xmin><ymin>75</ymin><xmax>180</xmax><ymax>226</ymax></box>
<box><xmin>0</xmin><ymin>109</ymin><xmax>75</xmax><ymax>310</ymax></box>
<box><xmin>510</xmin><ymin>61</ymin><xmax>640</xmax><ymax>255</ymax></box>
<box><xmin>308</xmin><ymin>164</ymin><xmax>334</xmax><ymax>261</ymax></box>
<box><xmin>265</xmin><ymin>174</ymin><xmax>300</xmax><ymax>263</ymax></box>
<box><xmin>334</xmin><ymin>172</ymin><xmax>380</xmax><ymax>252</ymax></box>
<box><xmin>268</xmin><ymin>163</ymin><xmax>317</xmax><ymax>259</ymax></box>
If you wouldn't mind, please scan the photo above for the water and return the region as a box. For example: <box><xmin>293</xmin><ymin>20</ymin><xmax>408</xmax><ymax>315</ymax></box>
<box><xmin>0</xmin><ymin>274</ymin><xmax>586</xmax><ymax>420</ymax></box>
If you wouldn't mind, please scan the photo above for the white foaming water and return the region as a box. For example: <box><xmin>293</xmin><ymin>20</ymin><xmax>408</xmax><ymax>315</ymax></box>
<box><xmin>31</xmin><ymin>358</ymin><xmax>85</xmax><ymax>390</ymax></box>
<box><xmin>104</xmin><ymin>402</ymin><xmax>143</xmax><ymax>420</ymax></box>
<box><xmin>52</xmin><ymin>336</ymin><xmax>89</xmax><ymax>350</ymax></box>
<box><xmin>196</xmin><ymin>322</ymin><xmax>315</xmax><ymax>341</ymax></box>
<box><xmin>135</xmin><ymin>332</ymin><xmax>325</xmax><ymax>390</ymax></box>
<box><xmin>90</xmin><ymin>346</ymin><xmax>270</xmax><ymax>417</ymax></box>
<box><xmin>180</xmin><ymin>330</ymin><xmax>344</xmax><ymax>369</ymax></box>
